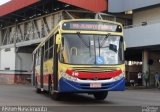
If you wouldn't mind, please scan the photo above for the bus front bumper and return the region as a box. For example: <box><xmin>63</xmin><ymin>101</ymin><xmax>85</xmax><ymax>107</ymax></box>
<box><xmin>59</xmin><ymin>77</ymin><xmax>125</xmax><ymax>92</ymax></box>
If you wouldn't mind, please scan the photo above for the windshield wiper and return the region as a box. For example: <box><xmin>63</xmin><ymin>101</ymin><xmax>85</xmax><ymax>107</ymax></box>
<box><xmin>76</xmin><ymin>32</ymin><xmax>89</xmax><ymax>47</ymax></box>
<box><xmin>100</xmin><ymin>33</ymin><xmax>110</xmax><ymax>48</ymax></box>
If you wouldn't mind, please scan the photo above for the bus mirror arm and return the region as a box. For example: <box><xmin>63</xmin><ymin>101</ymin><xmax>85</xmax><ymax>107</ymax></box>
<box><xmin>56</xmin><ymin>34</ymin><xmax>62</xmax><ymax>53</ymax></box>
<box><xmin>57</xmin><ymin>45</ymin><xmax>60</xmax><ymax>53</ymax></box>
<box><xmin>56</xmin><ymin>34</ymin><xmax>62</xmax><ymax>45</ymax></box>
<box><xmin>124</xmin><ymin>42</ymin><xmax>126</xmax><ymax>51</ymax></box>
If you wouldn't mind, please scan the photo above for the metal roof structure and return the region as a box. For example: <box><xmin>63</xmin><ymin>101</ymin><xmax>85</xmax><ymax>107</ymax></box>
<box><xmin>0</xmin><ymin>0</ymin><xmax>108</xmax><ymax>28</ymax></box>
<box><xmin>59</xmin><ymin>0</ymin><xmax>107</xmax><ymax>12</ymax></box>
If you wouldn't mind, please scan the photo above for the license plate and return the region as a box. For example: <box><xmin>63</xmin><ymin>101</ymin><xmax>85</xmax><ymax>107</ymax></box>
<box><xmin>90</xmin><ymin>83</ymin><xmax>101</xmax><ymax>88</ymax></box>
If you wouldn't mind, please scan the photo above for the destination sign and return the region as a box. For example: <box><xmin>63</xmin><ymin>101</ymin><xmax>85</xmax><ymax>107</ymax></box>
<box><xmin>62</xmin><ymin>21</ymin><xmax>122</xmax><ymax>32</ymax></box>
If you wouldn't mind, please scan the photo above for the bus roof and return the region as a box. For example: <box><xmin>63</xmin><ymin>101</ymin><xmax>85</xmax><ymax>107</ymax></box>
<box><xmin>60</xmin><ymin>19</ymin><xmax>122</xmax><ymax>26</ymax></box>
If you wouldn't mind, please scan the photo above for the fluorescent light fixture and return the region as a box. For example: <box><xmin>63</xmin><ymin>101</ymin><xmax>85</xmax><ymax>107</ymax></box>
<box><xmin>64</xmin><ymin>4</ymin><xmax>70</xmax><ymax>7</ymax></box>
<box><xmin>125</xmin><ymin>10</ymin><xmax>133</xmax><ymax>15</ymax></box>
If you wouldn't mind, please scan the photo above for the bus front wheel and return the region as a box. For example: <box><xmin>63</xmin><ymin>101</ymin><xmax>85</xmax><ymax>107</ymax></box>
<box><xmin>51</xmin><ymin>92</ymin><xmax>62</xmax><ymax>100</ymax></box>
<box><xmin>36</xmin><ymin>88</ymin><xmax>41</xmax><ymax>93</ymax></box>
<box><xmin>49</xmin><ymin>83</ymin><xmax>61</xmax><ymax>100</ymax></box>
<box><xmin>93</xmin><ymin>92</ymin><xmax>108</xmax><ymax>100</ymax></box>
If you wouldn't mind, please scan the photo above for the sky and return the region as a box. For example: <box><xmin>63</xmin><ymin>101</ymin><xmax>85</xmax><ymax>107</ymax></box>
<box><xmin>0</xmin><ymin>0</ymin><xmax>11</xmax><ymax>5</ymax></box>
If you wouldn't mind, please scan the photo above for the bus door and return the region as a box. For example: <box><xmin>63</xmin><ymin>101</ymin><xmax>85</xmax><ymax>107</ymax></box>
<box><xmin>40</xmin><ymin>47</ymin><xmax>44</xmax><ymax>90</ymax></box>
<box><xmin>32</xmin><ymin>53</ymin><xmax>36</xmax><ymax>86</ymax></box>
<box><xmin>53</xmin><ymin>34</ymin><xmax>59</xmax><ymax>91</ymax></box>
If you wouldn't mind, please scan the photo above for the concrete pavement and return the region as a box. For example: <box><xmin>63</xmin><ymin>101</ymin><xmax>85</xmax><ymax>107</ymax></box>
<box><xmin>0</xmin><ymin>85</ymin><xmax>160</xmax><ymax>112</ymax></box>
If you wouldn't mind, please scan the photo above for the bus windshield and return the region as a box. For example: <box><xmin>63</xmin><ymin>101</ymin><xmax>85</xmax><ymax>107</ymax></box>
<box><xmin>59</xmin><ymin>34</ymin><xmax>124</xmax><ymax>65</ymax></box>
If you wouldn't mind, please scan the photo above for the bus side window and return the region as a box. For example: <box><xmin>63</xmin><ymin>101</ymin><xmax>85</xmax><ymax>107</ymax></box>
<box><xmin>49</xmin><ymin>37</ymin><xmax>54</xmax><ymax>59</ymax></box>
<box><xmin>38</xmin><ymin>48</ymin><xmax>41</xmax><ymax>65</ymax></box>
<box><xmin>41</xmin><ymin>46</ymin><xmax>44</xmax><ymax>61</ymax></box>
<box><xmin>45</xmin><ymin>41</ymin><xmax>49</xmax><ymax>60</ymax></box>
<box><xmin>35</xmin><ymin>51</ymin><xmax>38</xmax><ymax>66</ymax></box>
<box><xmin>36</xmin><ymin>49</ymin><xmax>39</xmax><ymax>65</ymax></box>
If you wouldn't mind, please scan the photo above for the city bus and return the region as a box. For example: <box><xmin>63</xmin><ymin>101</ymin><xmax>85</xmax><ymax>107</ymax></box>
<box><xmin>33</xmin><ymin>19</ymin><xmax>126</xmax><ymax>100</ymax></box>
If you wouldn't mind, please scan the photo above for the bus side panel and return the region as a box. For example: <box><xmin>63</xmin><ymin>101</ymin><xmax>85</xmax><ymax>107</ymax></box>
<box><xmin>42</xmin><ymin>35</ymin><xmax>54</xmax><ymax>91</ymax></box>
<box><xmin>35</xmin><ymin>66</ymin><xmax>40</xmax><ymax>88</ymax></box>
<box><xmin>43</xmin><ymin>59</ymin><xmax>53</xmax><ymax>91</ymax></box>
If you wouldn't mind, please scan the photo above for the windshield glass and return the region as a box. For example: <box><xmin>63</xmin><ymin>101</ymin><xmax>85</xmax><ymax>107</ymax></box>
<box><xmin>59</xmin><ymin>34</ymin><xmax>124</xmax><ymax>65</ymax></box>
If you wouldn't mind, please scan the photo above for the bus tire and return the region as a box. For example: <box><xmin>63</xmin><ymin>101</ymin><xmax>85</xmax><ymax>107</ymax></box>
<box><xmin>93</xmin><ymin>92</ymin><xmax>108</xmax><ymax>100</ymax></box>
<box><xmin>36</xmin><ymin>83</ymin><xmax>41</xmax><ymax>93</ymax></box>
<box><xmin>48</xmin><ymin>75</ymin><xmax>52</xmax><ymax>93</ymax></box>
<box><xmin>51</xmin><ymin>92</ymin><xmax>61</xmax><ymax>101</ymax></box>
<box><xmin>36</xmin><ymin>88</ymin><xmax>41</xmax><ymax>93</ymax></box>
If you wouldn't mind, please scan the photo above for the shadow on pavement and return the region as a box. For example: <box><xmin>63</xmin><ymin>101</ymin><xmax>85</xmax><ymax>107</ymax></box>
<box><xmin>40</xmin><ymin>90</ymin><xmax>114</xmax><ymax>105</ymax></box>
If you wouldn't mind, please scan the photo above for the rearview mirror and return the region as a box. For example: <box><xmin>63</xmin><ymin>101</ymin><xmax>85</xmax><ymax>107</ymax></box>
<box><xmin>56</xmin><ymin>34</ymin><xmax>61</xmax><ymax>45</ymax></box>
<box><xmin>109</xmin><ymin>44</ymin><xmax>117</xmax><ymax>52</ymax></box>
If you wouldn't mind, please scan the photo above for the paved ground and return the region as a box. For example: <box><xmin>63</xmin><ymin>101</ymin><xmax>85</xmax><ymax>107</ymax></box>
<box><xmin>0</xmin><ymin>85</ymin><xmax>160</xmax><ymax>112</ymax></box>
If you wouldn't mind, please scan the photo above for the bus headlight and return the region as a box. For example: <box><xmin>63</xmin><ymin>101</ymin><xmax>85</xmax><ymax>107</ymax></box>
<box><xmin>113</xmin><ymin>72</ymin><xmax>125</xmax><ymax>81</ymax></box>
<box><xmin>61</xmin><ymin>72</ymin><xmax>77</xmax><ymax>82</ymax></box>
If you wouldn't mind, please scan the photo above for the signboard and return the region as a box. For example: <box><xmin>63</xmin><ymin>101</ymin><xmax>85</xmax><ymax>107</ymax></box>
<box><xmin>62</xmin><ymin>21</ymin><xmax>122</xmax><ymax>32</ymax></box>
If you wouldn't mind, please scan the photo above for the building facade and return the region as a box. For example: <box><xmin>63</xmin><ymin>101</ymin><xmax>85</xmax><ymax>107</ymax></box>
<box><xmin>109</xmin><ymin>0</ymin><xmax>160</xmax><ymax>86</ymax></box>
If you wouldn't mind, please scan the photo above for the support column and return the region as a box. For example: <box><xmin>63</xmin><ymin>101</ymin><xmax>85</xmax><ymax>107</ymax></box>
<box><xmin>142</xmin><ymin>50</ymin><xmax>149</xmax><ymax>86</ymax></box>
<box><xmin>0</xmin><ymin>29</ymin><xmax>2</xmax><ymax>45</ymax></box>
<box><xmin>0</xmin><ymin>29</ymin><xmax>2</xmax><ymax>69</ymax></box>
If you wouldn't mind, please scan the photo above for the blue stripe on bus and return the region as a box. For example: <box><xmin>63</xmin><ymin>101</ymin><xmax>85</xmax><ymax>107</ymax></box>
<box><xmin>58</xmin><ymin>77</ymin><xmax>125</xmax><ymax>92</ymax></box>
